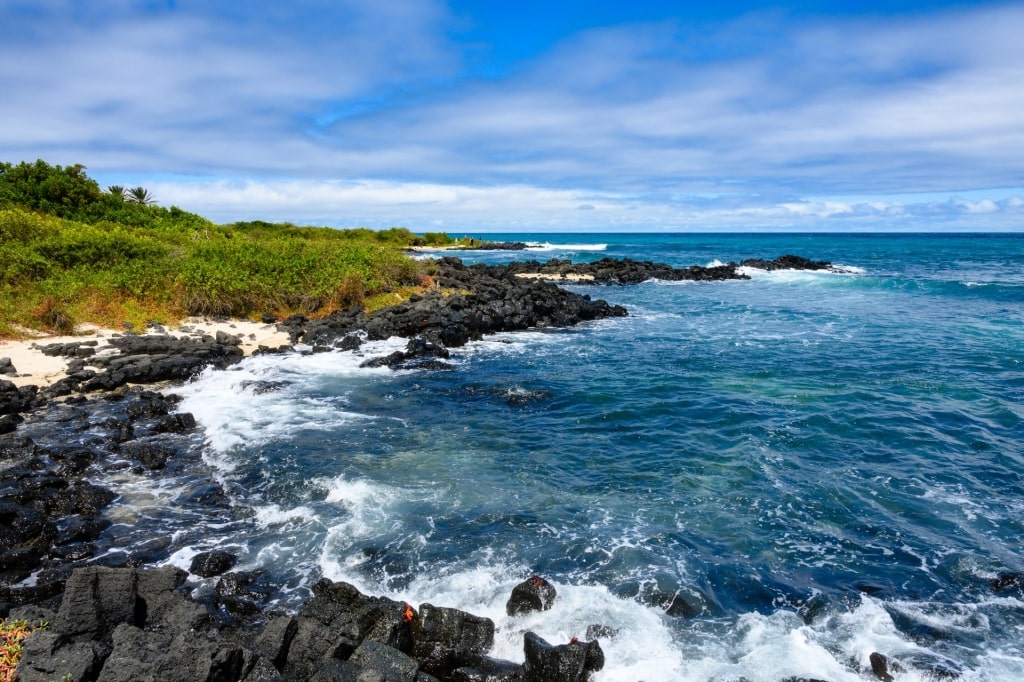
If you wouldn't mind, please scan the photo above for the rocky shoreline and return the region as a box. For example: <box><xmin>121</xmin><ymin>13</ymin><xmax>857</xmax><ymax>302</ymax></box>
<box><xmin>1</xmin><ymin>255</ymin><xmax>852</xmax><ymax>681</ymax></box>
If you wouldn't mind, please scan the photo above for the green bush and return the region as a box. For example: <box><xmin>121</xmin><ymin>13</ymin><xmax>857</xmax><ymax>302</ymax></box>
<box><xmin>0</xmin><ymin>160</ymin><xmax>440</xmax><ymax>334</ymax></box>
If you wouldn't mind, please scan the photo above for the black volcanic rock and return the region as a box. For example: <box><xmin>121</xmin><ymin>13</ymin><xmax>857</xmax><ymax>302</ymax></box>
<box><xmin>414</xmin><ymin>603</ymin><xmax>495</xmax><ymax>678</ymax></box>
<box><xmin>739</xmin><ymin>254</ymin><xmax>832</xmax><ymax>271</ymax></box>
<box><xmin>459</xmin><ymin>241</ymin><xmax>530</xmax><ymax>250</ymax></box>
<box><xmin>522</xmin><ymin>631</ymin><xmax>604</xmax><ymax>682</ymax></box>
<box><xmin>506</xmin><ymin>575</ymin><xmax>557</xmax><ymax>616</ymax></box>
<box><xmin>189</xmin><ymin>551</ymin><xmax>238</xmax><ymax>578</ymax></box>
<box><xmin>291</xmin><ymin>259</ymin><xmax>628</xmax><ymax>351</ymax></box>
<box><xmin>0</xmin><ymin>380</ymin><xmax>39</xmax><ymax>416</ymax></box>
<box><xmin>504</xmin><ymin>256</ymin><xmax>747</xmax><ymax>284</ymax></box>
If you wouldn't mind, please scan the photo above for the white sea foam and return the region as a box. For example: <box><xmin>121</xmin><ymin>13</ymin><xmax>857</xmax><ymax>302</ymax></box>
<box><xmin>320</xmin><ymin>556</ymin><xmax>689</xmax><ymax>682</ymax></box>
<box><xmin>524</xmin><ymin>242</ymin><xmax>608</xmax><ymax>251</ymax></box>
<box><xmin>253</xmin><ymin>503</ymin><xmax>319</xmax><ymax>527</ymax></box>
<box><xmin>739</xmin><ymin>264</ymin><xmax>866</xmax><ymax>280</ymax></box>
<box><xmin>832</xmin><ymin>263</ymin><xmax>867</xmax><ymax>274</ymax></box>
<box><xmin>171</xmin><ymin>339</ymin><xmax>408</xmax><ymax>465</ymax></box>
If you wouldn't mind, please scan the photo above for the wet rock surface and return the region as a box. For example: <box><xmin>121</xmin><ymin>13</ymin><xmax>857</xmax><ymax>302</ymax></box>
<box><xmin>501</xmin><ymin>254</ymin><xmax>833</xmax><ymax>284</ymax></box>
<box><xmin>0</xmin><ymin>253</ymin><xmax>840</xmax><ymax>679</ymax></box>
<box><xmin>11</xmin><ymin>567</ymin><xmax>602</xmax><ymax>682</ymax></box>
<box><xmin>0</xmin><ymin>388</ymin><xmax>205</xmax><ymax>601</ymax></box>
<box><xmin>280</xmin><ymin>258</ymin><xmax>630</xmax><ymax>352</ymax></box>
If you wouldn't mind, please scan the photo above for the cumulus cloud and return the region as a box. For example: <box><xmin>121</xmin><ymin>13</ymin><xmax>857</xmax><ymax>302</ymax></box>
<box><xmin>2</xmin><ymin>0</ymin><xmax>1023</xmax><ymax>229</ymax></box>
<box><xmin>148</xmin><ymin>178</ymin><xmax>1024</xmax><ymax>232</ymax></box>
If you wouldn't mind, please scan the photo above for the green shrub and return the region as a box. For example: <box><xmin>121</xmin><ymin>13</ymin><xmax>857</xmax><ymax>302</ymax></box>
<box><xmin>1</xmin><ymin>160</ymin><xmax>441</xmax><ymax>334</ymax></box>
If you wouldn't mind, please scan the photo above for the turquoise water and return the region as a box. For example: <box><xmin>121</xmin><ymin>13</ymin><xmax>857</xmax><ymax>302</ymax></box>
<box><xmin>119</xmin><ymin>234</ymin><xmax>1024</xmax><ymax>680</ymax></box>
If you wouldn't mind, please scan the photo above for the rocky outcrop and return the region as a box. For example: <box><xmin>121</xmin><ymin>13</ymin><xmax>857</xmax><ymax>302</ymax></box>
<box><xmin>43</xmin><ymin>333</ymin><xmax>245</xmax><ymax>396</ymax></box>
<box><xmin>738</xmin><ymin>255</ymin><xmax>832</xmax><ymax>271</ymax></box>
<box><xmin>502</xmin><ymin>254</ymin><xmax>834</xmax><ymax>285</ymax></box>
<box><xmin>0</xmin><ymin>389</ymin><xmax>201</xmax><ymax>599</ymax></box>
<box><xmin>0</xmin><ymin>379</ymin><xmax>39</xmax><ymax>415</ymax></box>
<box><xmin>280</xmin><ymin>258</ymin><xmax>629</xmax><ymax>351</ymax></box>
<box><xmin>522</xmin><ymin>632</ymin><xmax>604</xmax><ymax>682</ymax></box>
<box><xmin>504</xmin><ymin>257</ymin><xmax>744</xmax><ymax>284</ymax></box>
<box><xmin>13</xmin><ymin>568</ymin><xmax>603</xmax><ymax>682</ymax></box>
<box><xmin>506</xmin><ymin>576</ymin><xmax>557</xmax><ymax>616</ymax></box>
<box><xmin>360</xmin><ymin>337</ymin><xmax>455</xmax><ymax>371</ymax></box>
<box><xmin>458</xmin><ymin>241</ymin><xmax>530</xmax><ymax>251</ymax></box>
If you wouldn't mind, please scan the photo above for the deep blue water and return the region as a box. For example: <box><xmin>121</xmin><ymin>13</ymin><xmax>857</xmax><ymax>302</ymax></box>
<box><xmin>103</xmin><ymin>234</ymin><xmax>1024</xmax><ymax>679</ymax></box>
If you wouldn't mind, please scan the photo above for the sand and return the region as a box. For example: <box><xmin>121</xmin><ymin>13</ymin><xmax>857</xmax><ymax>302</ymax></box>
<box><xmin>0</xmin><ymin>318</ymin><xmax>291</xmax><ymax>388</ymax></box>
<box><xmin>514</xmin><ymin>272</ymin><xmax>596</xmax><ymax>282</ymax></box>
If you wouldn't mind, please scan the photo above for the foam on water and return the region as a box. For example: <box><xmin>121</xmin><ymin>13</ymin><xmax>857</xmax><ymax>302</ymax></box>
<box><xmin>524</xmin><ymin>242</ymin><xmax>608</xmax><ymax>251</ymax></box>
<box><xmin>173</xmin><ymin>338</ymin><xmax>408</xmax><ymax>463</ymax></box>
<box><xmin>319</xmin><ymin>551</ymin><xmax>690</xmax><ymax>682</ymax></box>
<box><xmin>97</xmin><ymin>233</ymin><xmax>1023</xmax><ymax>680</ymax></box>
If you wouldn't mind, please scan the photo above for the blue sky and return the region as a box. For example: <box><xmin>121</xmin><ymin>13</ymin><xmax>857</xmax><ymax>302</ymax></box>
<box><xmin>2</xmin><ymin>0</ymin><xmax>1023</xmax><ymax>232</ymax></box>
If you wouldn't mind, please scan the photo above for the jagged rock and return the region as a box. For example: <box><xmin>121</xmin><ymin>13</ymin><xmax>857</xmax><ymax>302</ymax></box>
<box><xmin>521</xmin><ymin>631</ymin><xmax>604</xmax><ymax>682</ymax></box>
<box><xmin>414</xmin><ymin>603</ymin><xmax>495</xmax><ymax>677</ymax></box>
<box><xmin>46</xmin><ymin>480</ymin><xmax>116</xmax><ymax>516</ymax></box>
<box><xmin>0</xmin><ymin>413</ymin><xmax>22</xmax><ymax>434</ymax></box>
<box><xmin>504</xmin><ymin>256</ymin><xmax>745</xmax><ymax>284</ymax></box>
<box><xmin>55</xmin><ymin>514</ymin><xmax>111</xmax><ymax>544</ymax></box>
<box><xmin>14</xmin><ymin>630</ymin><xmax>106</xmax><ymax>682</ymax></box>
<box><xmin>253</xmin><ymin>615</ymin><xmax>298</xmax><ymax>671</ymax></box>
<box><xmin>95</xmin><ymin>623</ymin><xmax>244</xmax><ymax>682</ymax></box>
<box><xmin>119</xmin><ymin>441</ymin><xmax>179</xmax><ymax>470</ymax></box>
<box><xmin>215</xmin><ymin>330</ymin><xmax>241</xmax><ymax>346</ymax></box>
<box><xmin>506</xmin><ymin>576</ymin><xmax>557</xmax><ymax>616</ymax></box>
<box><xmin>0</xmin><ymin>380</ymin><xmax>38</xmax><ymax>415</ymax></box>
<box><xmin>189</xmin><ymin>551</ymin><xmax>238</xmax><ymax>578</ymax></box>
<box><xmin>0</xmin><ymin>434</ymin><xmax>36</xmax><ymax>459</ymax></box>
<box><xmin>291</xmin><ymin>261</ymin><xmax>628</xmax><ymax>350</ymax></box>
<box><xmin>239</xmin><ymin>380</ymin><xmax>291</xmax><ymax>395</ymax></box>
<box><xmin>285</xmin><ymin>580</ymin><xmax>417</xmax><ymax>680</ymax></box>
<box><xmin>870</xmin><ymin>651</ymin><xmax>897</xmax><ymax>681</ymax></box>
<box><xmin>739</xmin><ymin>254</ymin><xmax>832</xmax><ymax>271</ymax></box>
<box><xmin>0</xmin><ymin>357</ymin><xmax>16</xmax><ymax>375</ymax></box>
<box><xmin>153</xmin><ymin>412</ymin><xmax>197</xmax><ymax>434</ymax></box>
<box><xmin>989</xmin><ymin>572</ymin><xmax>1024</xmax><ymax>591</ymax></box>
<box><xmin>349</xmin><ymin>640</ymin><xmax>421</xmax><ymax>681</ymax></box>
<box><xmin>125</xmin><ymin>391</ymin><xmax>174</xmax><ymax>418</ymax></box>
<box><xmin>54</xmin><ymin>566</ymin><xmax>138</xmax><ymax>642</ymax></box>
<box><xmin>243</xmin><ymin>657</ymin><xmax>285</xmax><ymax>681</ymax></box>
<box><xmin>450</xmin><ymin>657</ymin><xmax>523</xmax><ymax>682</ymax></box>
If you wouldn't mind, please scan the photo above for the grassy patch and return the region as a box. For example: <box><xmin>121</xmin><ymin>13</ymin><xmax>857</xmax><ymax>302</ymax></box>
<box><xmin>0</xmin><ymin>160</ymin><xmax>462</xmax><ymax>338</ymax></box>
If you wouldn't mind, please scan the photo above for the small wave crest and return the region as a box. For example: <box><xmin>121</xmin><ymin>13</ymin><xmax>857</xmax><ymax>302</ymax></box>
<box><xmin>171</xmin><ymin>339</ymin><xmax>409</xmax><ymax>463</ymax></box>
<box><xmin>525</xmin><ymin>242</ymin><xmax>608</xmax><ymax>251</ymax></box>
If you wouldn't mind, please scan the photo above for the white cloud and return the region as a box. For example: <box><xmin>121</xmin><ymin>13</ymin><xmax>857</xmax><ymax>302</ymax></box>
<box><xmin>3</xmin><ymin>1</ymin><xmax>1024</xmax><ymax>229</ymax></box>
<box><xmin>147</xmin><ymin>178</ymin><xmax>1024</xmax><ymax>232</ymax></box>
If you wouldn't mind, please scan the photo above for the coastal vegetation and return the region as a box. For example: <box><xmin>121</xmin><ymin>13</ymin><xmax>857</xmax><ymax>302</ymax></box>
<box><xmin>0</xmin><ymin>160</ymin><xmax>458</xmax><ymax>338</ymax></box>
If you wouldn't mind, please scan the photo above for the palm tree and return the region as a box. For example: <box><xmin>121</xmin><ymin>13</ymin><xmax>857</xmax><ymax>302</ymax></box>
<box><xmin>107</xmin><ymin>185</ymin><xmax>126</xmax><ymax>199</ymax></box>
<box><xmin>127</xmin><ymin>186</ymin><xmax>156</xmax><ymax>205</ymax></box>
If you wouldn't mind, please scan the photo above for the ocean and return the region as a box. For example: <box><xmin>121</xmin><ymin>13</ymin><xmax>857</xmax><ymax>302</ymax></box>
<box><xmin>100</xmin><ymin>233</ymin><xmax>1024</xmax><ymax>680</ymax></box>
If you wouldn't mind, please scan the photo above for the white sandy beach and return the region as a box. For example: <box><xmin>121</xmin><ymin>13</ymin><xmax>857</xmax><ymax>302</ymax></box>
<box><xmin>0</xmin><ymin>318</ymin><xmax>291</xmax><ymax>388</ymax></box>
